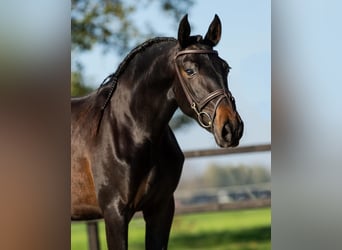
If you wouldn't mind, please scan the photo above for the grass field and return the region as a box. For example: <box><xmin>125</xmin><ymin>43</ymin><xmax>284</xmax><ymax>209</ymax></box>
<box><xmin>71</xmin><ymin>207</ymin><xmax>271</xmax><ymax>250</ymax></box>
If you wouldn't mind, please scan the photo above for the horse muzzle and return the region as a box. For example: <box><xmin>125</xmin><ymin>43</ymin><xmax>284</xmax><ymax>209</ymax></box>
<box><xmin>212</xmin><ymin>104</ymin><xmax>244</xmax><ymax>148</ymax></box>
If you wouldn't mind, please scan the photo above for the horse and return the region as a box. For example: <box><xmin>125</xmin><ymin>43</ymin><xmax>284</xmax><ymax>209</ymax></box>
<box><xmin>71</xmin><ymin>14</ymin><xmax>243</xmax><ymax>250</ymax></box>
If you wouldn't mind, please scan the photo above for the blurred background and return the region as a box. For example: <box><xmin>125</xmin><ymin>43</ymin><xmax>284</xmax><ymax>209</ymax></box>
<box><xmin>1</xmin><ymin>0</ymin><xmax>341</xmax><ymax>250</ymax></box>
<box><xmin>71</xmin><ymin>0</ymin><xmax>270</xmax><ymax>249</ymax></box>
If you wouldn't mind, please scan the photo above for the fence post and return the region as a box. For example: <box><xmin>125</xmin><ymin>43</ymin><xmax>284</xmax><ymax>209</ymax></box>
<box><xmin>87</xmin><ymin>221</ymin><xmax>100</xmax><ymax>250</ymax></box>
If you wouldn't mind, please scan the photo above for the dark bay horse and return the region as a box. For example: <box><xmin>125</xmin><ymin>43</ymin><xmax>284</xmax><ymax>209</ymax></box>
<box><xmin>71</xmin><ymin>14</ymin><xmax>243</xmax><ymax>250</ymax></box>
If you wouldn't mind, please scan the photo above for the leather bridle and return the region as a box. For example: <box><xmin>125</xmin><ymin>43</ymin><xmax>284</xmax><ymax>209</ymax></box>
<box><xmin>174</xmin><ymin>49</ymin><xmax>232</xmax><ymax>129</ymax></box>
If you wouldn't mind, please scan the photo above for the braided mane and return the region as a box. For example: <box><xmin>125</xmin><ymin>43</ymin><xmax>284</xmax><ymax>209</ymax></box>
<box><xmin>98</xmin><ymin>37</ymin><xmax>177</xmax><ymax>111</ymax></box>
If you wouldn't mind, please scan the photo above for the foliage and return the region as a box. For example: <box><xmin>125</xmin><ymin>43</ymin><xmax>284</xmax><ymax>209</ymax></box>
<box><xmin>71</xmin><ymin>70</ymin><xmax>94</xmax><ymax>97</ymax></box>
<box><xmin>71</xmin><ymin>208</ymin><xmax>271</xmax><ymax>250</ymax></box>
<box><xmin>180</xmin><ymin>164</ymin><xmax>271</xmax><ymax>189</ymax></box>
<box><xmin>71</xmin><ymin>0</ymin><xmax>194</xmax><ymax>54</ymax></box>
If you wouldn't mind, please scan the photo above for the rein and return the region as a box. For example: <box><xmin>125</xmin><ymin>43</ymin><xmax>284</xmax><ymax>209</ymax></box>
<box><xmin>174</xmin><ymin>49</ymin><xmax>231</xmax><ymax>129</ymax></box>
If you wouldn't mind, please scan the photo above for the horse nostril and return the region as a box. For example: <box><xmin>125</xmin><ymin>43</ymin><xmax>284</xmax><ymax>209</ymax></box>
<box><xmin>221</xmin><ymin>122</ymin><xmax>232</xmax><ymax>141</ymax></box>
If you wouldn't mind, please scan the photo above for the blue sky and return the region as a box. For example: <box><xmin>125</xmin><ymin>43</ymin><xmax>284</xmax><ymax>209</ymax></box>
<box><xmin>78</xmin><ymin>0</ymin><xmax>271</xmax><ymax>172</ymax></box>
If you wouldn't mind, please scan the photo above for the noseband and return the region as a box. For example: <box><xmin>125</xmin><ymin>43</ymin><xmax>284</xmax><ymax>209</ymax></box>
<box><xmin>174</xmin><ymin>49</ymin><xmax>231</xmax><ymax>129</ymax></box>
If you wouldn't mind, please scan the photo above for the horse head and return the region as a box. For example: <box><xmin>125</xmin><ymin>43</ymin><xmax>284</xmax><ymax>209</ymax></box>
<box><xmin>173</xmin><ymin>14</ymin><xmax>244</xmax><ymax>147</ymax></box>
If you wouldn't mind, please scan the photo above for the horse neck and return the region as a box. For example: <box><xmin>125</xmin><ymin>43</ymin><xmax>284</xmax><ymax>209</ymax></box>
<box><xmin>110</xmin><ymin>42</ymin><xmax>179</xmax><ymax>140</ymax></box>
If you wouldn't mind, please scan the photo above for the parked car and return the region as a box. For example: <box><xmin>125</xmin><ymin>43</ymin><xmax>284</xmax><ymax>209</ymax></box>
<box><xmin>182</xmin><ymin>193</ymin><xmax>218</xmax><ymax>205</ymax></box>
<box><xmin>251</xmin><ymin>189</ymin><xmax>271</xmax><ymax>199</ymax></box>
<box><xmin>228</xmin><ymin>191</ymin><xmax>251</xmax><ymax>201</ymax></box>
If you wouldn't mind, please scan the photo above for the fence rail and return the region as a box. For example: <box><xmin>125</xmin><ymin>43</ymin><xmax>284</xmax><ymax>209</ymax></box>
<box><xmin>74</xmin><ymin>143</ymin><xmax>271</xmax><ymax>250</ymax></box>
<box><xmin>183</xmin><ymin>143</ymin><xmax>271</xmax><ymax>158</ymax></box>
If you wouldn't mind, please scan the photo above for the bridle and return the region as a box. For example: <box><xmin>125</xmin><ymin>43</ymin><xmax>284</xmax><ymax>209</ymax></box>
<box><xmin>174</xmin><ymin>49</ymin><xmax>232</xmax><ymax>129</ymax></box>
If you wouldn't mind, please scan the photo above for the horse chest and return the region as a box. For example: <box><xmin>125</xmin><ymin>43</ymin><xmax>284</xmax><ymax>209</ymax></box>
<box><xmin>132</xmin><ymin>160</ymin><xmax>182</xmax><ymax>211</ymax></box>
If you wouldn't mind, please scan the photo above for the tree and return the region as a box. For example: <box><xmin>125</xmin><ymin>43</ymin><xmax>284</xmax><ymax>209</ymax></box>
<box><xmin>71</xmin><ymin>0</ymin><xmax>195</xmax><ymax>129</ymax></box>
<box><xmin>201</xmin><ymin>164</ymin><xmax>271</xmax><ymax>188</ymax></box>
<box><xmin>72</xmin><ymin>0</ymin><xmax>194</xmax><ymax>54</ymax></box>
<box><xmin>205</xmin><ymin>164</ymin><xmax>229</xmax><ymax>187</ymax></box>
<box><xmin>71</xmin><ymin>71</ymin><xmax>93</xmax><ymax>97</ymax></box>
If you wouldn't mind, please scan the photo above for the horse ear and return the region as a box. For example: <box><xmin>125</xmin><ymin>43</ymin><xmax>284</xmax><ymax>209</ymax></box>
<box><xmin>178</xmin><ymin>14</ymin><xmax>191</xmax><ymax>48</ymax></box>
<box><xmin>204</xmin><ymin>14</ymin><xmax>222</xmax><ymax>47</ymax></box>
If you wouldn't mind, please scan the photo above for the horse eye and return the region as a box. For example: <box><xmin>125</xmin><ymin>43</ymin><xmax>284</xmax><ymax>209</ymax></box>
<box><xmin>185</xmin><ymin>68</ymin><xmax>195</xmax><ymax>76</ymax></box>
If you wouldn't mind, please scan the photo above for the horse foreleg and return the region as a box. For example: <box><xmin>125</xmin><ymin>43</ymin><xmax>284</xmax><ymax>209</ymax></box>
<box><xmin>143</xmin><ymin>196</ymin><xmax>175</xmax><ymax>250</ymax></box>
<box><xmin>102</xmin><ymin>205</ymin><xmax>129</xmax><ymax>250</ymax></box>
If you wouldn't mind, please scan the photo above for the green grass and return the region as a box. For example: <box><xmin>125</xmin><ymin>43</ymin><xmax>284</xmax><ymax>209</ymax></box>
<box><xmin>72</xmin><ymin>207</ymin><xmax>271</xmax><ymax>250</ymax></box>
